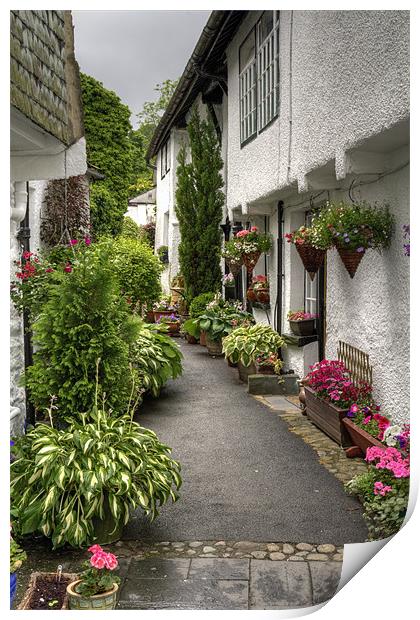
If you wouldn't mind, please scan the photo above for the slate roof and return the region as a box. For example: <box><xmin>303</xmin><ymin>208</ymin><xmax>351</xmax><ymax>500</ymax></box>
<box><xmin>10</xmin><ymin>10</ymin><xmax>70</xmax><ymax>144</ymax></box>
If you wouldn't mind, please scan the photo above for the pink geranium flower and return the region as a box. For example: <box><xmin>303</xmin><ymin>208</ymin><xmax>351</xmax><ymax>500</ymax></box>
<box><xmin>90</xmin><ymin>552</ymin><xmax>106</xmax><ymax>569</ymax></box>
<box><xmin>69</xmin><ymin>239</ymin><xmax>78</xmax><ymax>246</ymax></box>
<box><xmin>105</xmin><ymin>553</ymin><xmax>118</xmax><ymax>570</ymax></box>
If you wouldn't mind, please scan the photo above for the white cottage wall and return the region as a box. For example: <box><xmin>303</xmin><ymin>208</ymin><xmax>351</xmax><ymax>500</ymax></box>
<box><xmin>325</xmin><ymin>155</ymin><xmax>409</xmax><ymax>424</ymax></box>
<box><xmin>226</xmin><ymin>10</ymin><xmax>409</xmax><ymax>208</ymax></box>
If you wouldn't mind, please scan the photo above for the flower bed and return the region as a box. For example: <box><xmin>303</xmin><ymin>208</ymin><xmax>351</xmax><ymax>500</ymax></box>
<box><xmin>346</xmin><ymin>426</ymin><xmax>410</xmax><ymax>540</ymax></box>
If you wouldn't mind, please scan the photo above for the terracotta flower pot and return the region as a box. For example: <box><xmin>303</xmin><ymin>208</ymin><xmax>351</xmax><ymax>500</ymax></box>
<box><xmin>145</xmin><ymin>311</ymin><xmax>155</xmax><ymax>323</ymax></box>
<box><xmin>246</xmin><ymin>287</ymin><xmax>257</xmax><ymax>302</ymax></box>
<box><xmin>242</xmin><ymin>251</ymin><xmax>261</xmax><ymax>274</ymax></box>
<box><xmin>304</xmin><ymin>386</ymin><xmax>352</xmax><ymax>446</ymax></box>
<box><xmin>66</xmin><ymin>581</ymin><xmax>119</xmax><ymax>610</ymax></box>
<box><xmin>342</xmin><ymin>418</ymin><xmax>384</xmax><ymax>458</ymax></box>
<box><xmin>336</xmin><ymin>247</ymin><xmax>365</xmax><ymax>278</ymax></box>
<box><xmin>256</xmin><ymin>288</ymin><xmax>270</xmax><ymax>304</ymax></box>
<box><xmin>238</xmin><ymin>360</ymin><xmax>257</xmax><ymax>382</ymax></box>
<box><xmin>289</xmin><ymin>319</ymin><xmax>316</xmax><ymax>337</ymax></box>
<box><xmin>153</xmin><ymin>310</ymin><xmax>173</xmax><ymax>322</ymax></box>
<box><xmin>296</xmin><ymin>244</ymin><xmax>326</xmax><ymax>280</ymax></box>
<box><xmin>206</xmin><ymin>337</ymin><xmax>223</xmax><ymax>356</ymax></box>
<box><xmin>166</xmin><ymin>322</ymin><xmax>180</xmax><ymax>335</ymax></box>
<box><xmin>187</xmin><ymin>334</ymin><xmax>198</xmax><ymax>344</ymax></box>
<box><xmin>200</xmin><ymin>330</ymin><xmax>207</xmax><ymax>346</ymax></box>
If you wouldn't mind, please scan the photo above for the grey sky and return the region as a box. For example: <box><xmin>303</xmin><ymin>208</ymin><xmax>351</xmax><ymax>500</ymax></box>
<box><xmin>72</xmin><ymin>10</ymin><xmax>210</xmax><ymax>129</ymax></box>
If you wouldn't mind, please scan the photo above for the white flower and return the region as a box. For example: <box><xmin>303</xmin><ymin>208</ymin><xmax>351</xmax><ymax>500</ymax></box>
<box><xmin>383</xmin><ymin>424</ymin><xmax>402</xmax><ymax>446</ymax></box>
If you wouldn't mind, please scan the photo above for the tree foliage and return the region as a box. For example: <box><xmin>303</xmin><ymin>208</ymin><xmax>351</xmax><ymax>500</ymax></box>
<box><xmin>110</xmin><ymin>236</ymin><xmax>162</xmax><ymax>310</ymax></box>
<box><xmin>25</xmin><ymin>242</ymin><xmax>140</xmax><ymax>420</ymax></box>
<box><xmin>175</xmin><ymin>107</ymin><xmax>224</xmax><ymax>300</ymax></box>
<box><xmin>80</xmin><ymin>73</ymin><xmax>133</xmax><ymax>237</ymax></box>
<box><xmin>128</xmin><ymin>79</ymin><xmax>179</xmax><ymax>198</ymax></box>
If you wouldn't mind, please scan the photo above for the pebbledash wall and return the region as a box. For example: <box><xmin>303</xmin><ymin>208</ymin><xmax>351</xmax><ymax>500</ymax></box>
<box><xmin>224</xmin><ymin>10</ymin><xmax>409</xmax><ymax>423</ymax></box>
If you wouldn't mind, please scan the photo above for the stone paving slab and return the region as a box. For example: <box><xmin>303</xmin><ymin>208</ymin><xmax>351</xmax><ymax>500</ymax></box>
<box><xmin>118</xmin><ymin>576</ymin><xmax>249</xmax><ymax>610</ymax></box>
<box><xmin>309</xmin><ymin>561</ymin><xmax>342</xmax><ymax>605</ymax></box>
<box><xmin>249</xmin><ymin>560</ymin><xmax>312</xmax><ymax>609</ymax></box>
<box><xmin>128</xmin><ymin>557</ymin><xmax>190</xmax><ymax>579</ymax></box>
<box><xmin>188</xmin><ymin>558</ymin><xmax>250</xmax><ymax>580</ymax></box>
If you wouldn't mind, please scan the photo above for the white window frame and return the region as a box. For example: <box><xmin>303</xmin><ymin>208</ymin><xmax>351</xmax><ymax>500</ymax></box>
<box><xmin>239</xmin><ymin>11</ymin><xmax>279</xmax><ymax>146</ymax></box>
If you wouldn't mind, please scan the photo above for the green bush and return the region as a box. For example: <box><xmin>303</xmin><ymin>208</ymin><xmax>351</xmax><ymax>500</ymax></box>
<box><xmin>120</xmin><ymin>216</ymin><xmax>144</xmax><ymax>240</ymax></box>
<box><xmin>110</xmin><ymin>237</ymin><xmax>162</xmax><ymax>309</ymax></box>
<box><xmin>222</xmin><ymin>323</ymin><xmax>286</xmax><ymax>367</ymax></box>
<box><xmin>10</xmin><ymin>396</ymin><xmax>182</xmax><ymax>548</ymax></box>
<box><xmin>131</xmin><ymin>323</ymin><xmax>183</xmax><ymax>397</ymax></box>
<box><xmin>25</xmin><ymin>242</ymin><xmax>140</xmax><ymax>421</ymax></box>
<box><xmin>189</xmin><ymin>292</ymin><xmax>215</xmax><ymax>318</ymax></box>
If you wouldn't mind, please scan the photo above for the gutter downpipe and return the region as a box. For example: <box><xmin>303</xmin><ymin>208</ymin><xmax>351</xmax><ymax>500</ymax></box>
<box><xmin>276</xmin><ymin>200</ymin><xmax>284</xmax><ymax>335</ymax></box>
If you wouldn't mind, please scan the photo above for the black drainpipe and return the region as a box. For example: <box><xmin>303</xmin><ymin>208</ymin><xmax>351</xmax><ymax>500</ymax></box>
<box><xmin>18</xmin><ymin>182</ymin><xmax>35</xmax><ymax>427</ymax></box>
<box><xmin>276</xmin><ymin>201</ymin><xmax>284</xmax><ymax>335</ymax></box>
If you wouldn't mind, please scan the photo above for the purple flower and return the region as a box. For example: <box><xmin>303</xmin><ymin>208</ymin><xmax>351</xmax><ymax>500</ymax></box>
<box><xmin>356</xmin><ymin>247</ymin><xmax>365</xmax><ymax>252</ymax></box>
<box><xmin>344</xmin><ymin>238</ymin><xmax>350</xmax><ymax>243</ymax></box>
<box><xmin>404</xmin><ymin>243</ymin><xmax>410</xmax><ymax>257</ymax></box>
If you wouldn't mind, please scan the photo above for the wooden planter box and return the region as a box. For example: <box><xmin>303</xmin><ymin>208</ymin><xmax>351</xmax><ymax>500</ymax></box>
<box><xmin>342</xmin><ymin>417</ymin><xmax>384</xmax><ymax>457</ymax></box>
<box><xmin>304</xmin><ymin>387</ymin><xmax>351</xmax><ymax>446</ymax></box>
<box><xmin>18</xmin><ymin>572</ymin><xmax>78</xmax><ymax>610</ymax></box>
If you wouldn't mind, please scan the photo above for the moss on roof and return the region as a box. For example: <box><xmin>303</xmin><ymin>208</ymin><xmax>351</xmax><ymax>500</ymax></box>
<box><xmin>10</xmin><ymin>10</ymin><xmax>70</xmax><ymax>144</ymax></box>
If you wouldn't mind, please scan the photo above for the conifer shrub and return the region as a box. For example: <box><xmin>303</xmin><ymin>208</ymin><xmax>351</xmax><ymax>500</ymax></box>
<box><xmin>175</xmin><ymin>107</ymin><xmax>224</xmax><ymax>300</ymax></box>
<box><xmin>25</xmin><ymin>242</ymin><xmax>141</xmax><ymax>421</ymax></box>
<box><xmin>189</xmin><ymin>292</ymin><xmax>215</xmax><ymax>318</ymax></box>
<box><xmin>110</xmin><ymin>237</ymin><xmax>162</xmax><ymax>310</ymax></box>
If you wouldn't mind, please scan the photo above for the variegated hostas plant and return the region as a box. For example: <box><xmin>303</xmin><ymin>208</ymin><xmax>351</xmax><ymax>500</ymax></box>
<box><xmin>10</xmin><ymin>389</ymin><xmax>182</xmax><ymax>549</ymax></box>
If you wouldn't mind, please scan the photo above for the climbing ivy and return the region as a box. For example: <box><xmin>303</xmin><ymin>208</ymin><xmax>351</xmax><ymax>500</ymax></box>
<box><xmin>80</xmin><ymin>73</ymin><xmax>133</xmax><ymax>237</ymax></box>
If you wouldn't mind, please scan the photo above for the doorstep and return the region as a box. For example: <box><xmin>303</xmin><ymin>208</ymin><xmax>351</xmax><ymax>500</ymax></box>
<box><xmin>247</xmin><ymin>373</ymin><xmax>299</xmax><ymax>396</ymax></box>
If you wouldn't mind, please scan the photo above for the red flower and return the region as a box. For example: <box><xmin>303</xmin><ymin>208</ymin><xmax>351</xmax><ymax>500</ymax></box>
<box><xmin>64</xmin><ymin>263</ymin><xmax>72</xmax><ymax>273</ymax></box>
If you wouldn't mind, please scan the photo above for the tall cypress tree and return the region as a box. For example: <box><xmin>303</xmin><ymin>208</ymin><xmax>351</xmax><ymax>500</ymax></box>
<box><xmin>175</xmin><ymin>107</ymin><xmax>224</xmax><ymax>300</ymax></box>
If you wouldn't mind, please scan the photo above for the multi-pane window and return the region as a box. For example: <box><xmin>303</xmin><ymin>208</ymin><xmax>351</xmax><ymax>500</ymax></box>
<box><xmin>239</xmin><ymin>11</ymin><xmax>279</xmax><ymax>145</ymax></box>
<box><xmin>160</xmin><ymin>140</ymin><xmax>170</xmax><ymax>179</ymax></box>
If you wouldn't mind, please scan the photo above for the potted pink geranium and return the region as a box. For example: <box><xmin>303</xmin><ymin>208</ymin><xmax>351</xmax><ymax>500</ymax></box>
<box><xmin>66</xmin><ymin>545</ymin><xmax>120</xmax><ymax>610</ymax></box>
<box><xmin>342</xmin><ymin>403</ymin><xmax>390</xmax><ymax>457</ymax></box>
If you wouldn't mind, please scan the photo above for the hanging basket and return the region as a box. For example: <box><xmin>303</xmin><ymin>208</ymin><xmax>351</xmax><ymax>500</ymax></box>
<box><xmin>242</xmin><ymin>251</ymin><xmax>261</xmax><ymax>274</ymax></box>
<box><xmin>336</xmin><ymin>247</ymin><xmax>365</xmax><ymax>278</ymax></box>
<box><xmin>226</xmin><ymin>258</ymin><xmax>242</xmax><ymax>276</ymax></box>
<box><xmin>295</xmin><ymin>244</ymin><xmax>326</xmax><ymax>280</ymax></box>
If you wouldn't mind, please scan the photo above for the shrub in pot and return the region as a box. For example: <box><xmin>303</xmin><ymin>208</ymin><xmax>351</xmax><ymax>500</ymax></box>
<box><xmin>156</xmin><ymin>313</ymin><xmax>181</xmax><ymax>335</ymax></box>
<box><xmin>131</xmin><ymin>322</ymin><xmax>183</xmax><ymax>397</ymax></box>
<box><xmin>67</xmin><ymin>545</ymin><xmax>120</xmax><ymax>610</ymax></box>
<box><xmin>287</xmin><ymin>310</ymin><xmax>318</xmax><ymax>336</ymax></box>
<box><xmin>222</xmin><ymin>323</ymin><xmax>286</xmax><ymax>381</ymax></box>
<box><xmin>10</xmin><ymin>387</ymin><xmax>182</xmax><ymax>549</ymax></box>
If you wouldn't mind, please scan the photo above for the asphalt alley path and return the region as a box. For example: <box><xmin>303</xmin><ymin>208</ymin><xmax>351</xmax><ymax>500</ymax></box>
<box><xmin>124</xmin><ymin>340</ymin><xmax>367</xmax><ymax>544</ymax></box>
